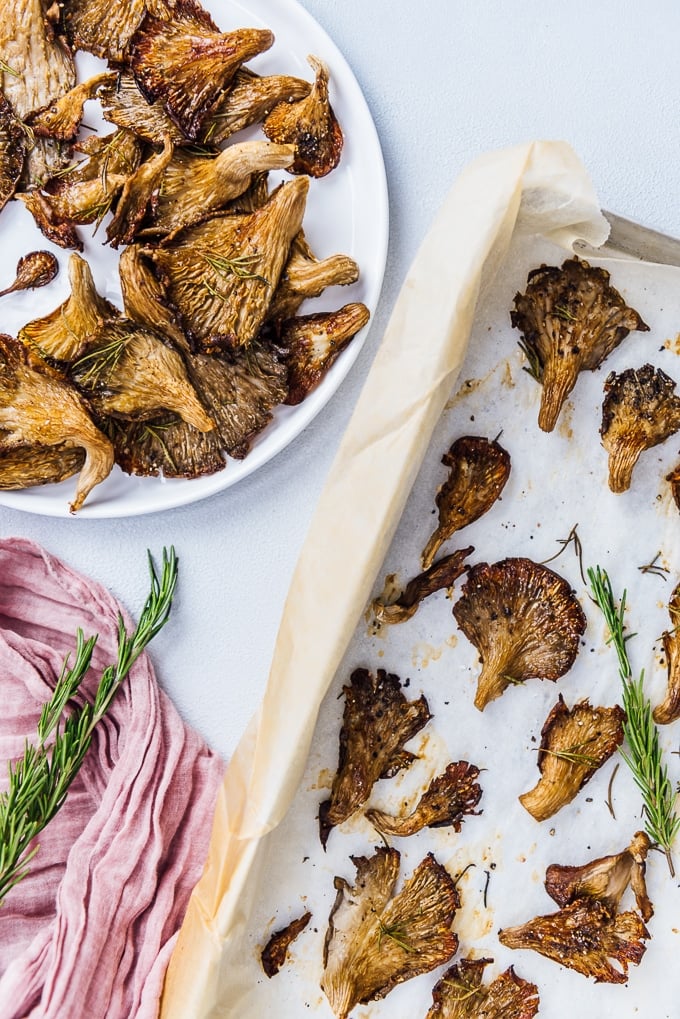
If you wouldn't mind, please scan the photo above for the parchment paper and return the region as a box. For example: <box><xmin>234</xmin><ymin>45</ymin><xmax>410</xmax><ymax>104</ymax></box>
<box><xmin>161</xmin><ymin>141</ymin><xmax>680</xmax><ymax>1017</ymax></box>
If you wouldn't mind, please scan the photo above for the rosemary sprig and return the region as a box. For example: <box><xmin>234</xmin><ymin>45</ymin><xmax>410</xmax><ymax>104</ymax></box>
<box><xmin>588</xmin><ymin>565</ymin><xmax>680</xmax><ymax>874</ymax></box>
<box><xmin>0</xmin><ymin>59</ymin><xmax>20</xmax><ymax>78</ymax></box>
<box><xmin>554</xmin><ymin>303</ymin><xmax>578</xmax><ymax>322</ymax></box>
<box><xmin>638</xmin><ymin>551</ymin><xmax>670</xmax><ymax>581</ymax></box>
<box><xmin>200</xmin><ymin>251</ymin><xmax>270</xmax><ymax>287</ymax></box>
<box><xmin>541</xmin><ymin>523</ymin><xmax>587</xmax><ymax>584</ymax></box>
<box><xmin>536</xmin><ymin>741</ymin><xmax>599</xmax><ymax>768</ymax></box>
<box><xmin>517</xmin><ymin>338</ymin><xmax>542</xmax><ymax>382</ymax></box>
<box><xmin>441</xmin><ymin>977</ymin><xmax>483</xmax><ymax>1003</ymax></box>
<box><xmin>376</xmin><ymin>919</ymin><xmax>413</xmax><ymax>953</ymax></box>
<box><xmin>0</xmin><ymin>548</ymin><xmax>179</xmax><ymax>906</ymax></box>
<box><xmin>72</xmin><ymin>334</ymin><xmax>128</xmax><ymax>387</ymax></box>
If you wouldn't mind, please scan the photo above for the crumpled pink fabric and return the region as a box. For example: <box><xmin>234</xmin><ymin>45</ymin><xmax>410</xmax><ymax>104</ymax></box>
<box><xmin>0</xmin><ymin>538</ymin><xmax>225</xmax><ymax>1018</ymax></box>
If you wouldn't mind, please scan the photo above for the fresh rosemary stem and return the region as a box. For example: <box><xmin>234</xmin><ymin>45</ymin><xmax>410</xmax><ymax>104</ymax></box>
<box><xmin>588</xmin><ymin>565</ymin><xmax>680</xmax><ymax>875</ymax></box>
<box><xmin>0</xmin><ymin>547</ymin><xmax>179</xmax><ymax>906</ymax></box>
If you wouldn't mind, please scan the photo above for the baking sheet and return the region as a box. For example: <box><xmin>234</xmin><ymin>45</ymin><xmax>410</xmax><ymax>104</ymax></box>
<box><xmin>161</xmin><ymin>142</ymin><xmax>680</xmax><ymax>1017</ymax></box>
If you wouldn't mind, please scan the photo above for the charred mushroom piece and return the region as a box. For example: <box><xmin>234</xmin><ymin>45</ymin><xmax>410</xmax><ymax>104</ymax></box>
<box><xmin>322</xmin><ymin>849</ymin><xmax>459</xmax><ymax>1019</ymax></box>
<box><xmin>425</xmin><ymin>957</ymin><xmax>540</xmax><ymax>1019</ymax></box>
<box><xmin>106</xmin><ymin>135</ymin><xmax>175</xmax><ymax>248</ymax></box>
<box><xmin>422</xmin><ymin>436</ymin><xmax>511</xmax><ymax>569</ymax></box>
<box><xmin>282</xmin><ymin>303</ymin><xmax>370</xmax><ymax>405</ymax></box>
<box><xmin>366</xmin><ymin>760</ymin><xmax>482</xmax><ymax>838</ymax></box>
<box><xmin>106</xmin><ymin>413</ymin><xmax>225</xmax><ymax>479</ymax></box>
<box><xmin>267</xmin><ymin>232</ymin><xmax>360</xmax><ymax>328</ymax></box>
<box><xmin>1</xmin><ymin>0</ymin><xmax>76</xmax><ymax>122</ymax></box>
<box><xmin>545</xmin><ymin>831</ymin><xmax>653</xmax><ymax>922</ymax></box>
<box><xmin>0</xmin><ymin>443</ymin><xmax>85</xmax><ymax>491</ymax></box>
<box><xmin>150</xmin><ymin>176</ymin><xmax>309</xmax><ymax>352</ymax></box>
<box><xmin>511</xmin><ymin>257</ymin><xmax>649</xmax><ymax>432</ymax></box>
<box><xmin>453</xmin><ymin>558</ymin><xmax>586</xmax><ymax>711</ymax></box>
<box><xmin>666</xmin><ymin>461</ymin><xmax>680</xmax><ymax>510</ymax></box>
<box><xmin>99</xmin><ymin>72</ymin><xmax>187</xmax><ymax>145</ymax></box>
<box><xmin>653</xmin><ymin>581</ymin><xmax>680</xmax><ymax>725</ymax></box>
<box><xmin>0</xmin><ymin>91</ymin><xmax>26</xmax><ymax>214</ymax></box>
<box><xmin>261</xmin><ymin>911</ymin><xmax>312</xmax><ymax>978</ymax></box>
<box><xmin>499</xmin><ymin>897</ymin><xmax>649</xmax><ymax>984</ymax></box>
<box><xmin>118</xmin><ymin>244</ymin><xmax>189</xmax><ymax>351</ymax></box>
<box><xmin>264</xmin><ymin>55</ymin><xmax>343</xmax><ymax>178</ymax></box>
<box><xmin>204</xmin><ymin>68</ymin><xmax>311</xmax><ymax>146</ymax></box>
<box><xmin>601</xmin><ymin>364</ymin><xmax>680</xmax><ymax>494</ymax></box>
<box><xmin>0</xmin><ymin>333</ymin><xmax>113</xmax><ymax>512</ymax></box>
<box><xmin>372</xmin><ymin>547</ymin><xmax>473</xmax><ymax>625</ymax></box>
<box><xmin>519</xmin><ymin>696</ymin><xmax>624</xmax><ymax>821</ymax></box>
<box><xmin>129</xmin><ymin>10</ymin><xmax>274</xmax><ymax>141</ymax></box>
<box><xmin>63</xmin><ymin>0</ymin><xmax>172</xmax><ymax>61</ymax></box>
<box><xmin>16</xmin><ymin>189</ymin><xmax>83</xmax><ymax>251</ymax></box>
<box><xmin>319</xmin><ymin>668</ymin><xmax>431</xmax><ymax>848</ymax></box>
<box><xmin>0</xmin><ymin>251</ymin><xmax>58</xmax><ymax>298</ymax></box>
<box><xmin>28</xmin><ymin>73</ymin><xmax>116</xmax><ymax>142</ymax></box>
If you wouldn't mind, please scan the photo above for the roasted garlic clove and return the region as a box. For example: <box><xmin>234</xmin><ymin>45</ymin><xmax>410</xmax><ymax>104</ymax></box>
<box><xmin>0</xmin><ymin>251</ymin><xmax>58</xmax><ymax>298</ymax></box>
<box><xmin>319</xmin><ymin>668</ymin><xmax>431</xmax><ymax>848</ymax></box>
<box><xmin>28</xmin><ymin>73</ymin><xmax>116</xmax><ymax>142</ymax></box>
<box><xmin>204</xmin><ymin>68</ymin><xmax>311</xmax><ymax>145</ymax></box>
<box><xmin>366</xmin><ymin>760</ymin><xmax>482</xmax><ymax>838</ymax></box>
<box><xmin>512</xmin><ymin>257</ymin><xmax>649</xmax><ymax>432</ymax></box>
<box><xmin>653</xmin><ymin>581</ymin><xmax>680</xmax><ymax>724</ymax></box>
<box><xmin>267</xmin><ymin>232</ymin><xmax>360</xmax><ymax>327</ymax></box>
<box><xmin>264</xmin><ymin>55</ymin><xmax>343</xmax><ymax>177</ymax></box>
<box><xmin>129</xmin><ymin>10</ymin><xmax>274</xmax><ymax>141</ymax></box>
<box><xmin>519</xmin><ymin>696</ymin><xmax>624</xmax><ymax>822</ymax></box>
<box><xmin>322</xmin><ymin>849</ymin><xmax>459</xmax><ymax>1019</ymax></box>
<box><xmin>422</xmin><ymin>436</ymin><xmax>511</xmax><ymax>569</ymax></box>
<box><xmin>453</xmin><ymin>558</ymin><xmax>586</xmax><ymax>711</ymax></box>
<box><xmin>545</xmin><ymin>831</ymin><xmax>653</xmax><ymax>922</ymax></box>
<box><xmin>372</xmin><ymin>547</ymin><xmax>473</xmax><ymax>625</ymax></box>
<box><xmin>0</xmin><ymin>90</ymin><xmax>26</xmax><ymax>214</ymax></box>
<box><xmin>282</xmin><ymin>303</ymin><xmax>370</xmax><ymax>405</ymax></box>
<box><xmin>425</xmin><ymin>957</ymin><xmax>540</xmax><ymax>1019</ymax></box>
<box><xmin>0</xmin><ymin>333</ymin><xmax>113</xmax><ymax>512</ymax></box>
<box><xmin>601</xmin><ymin>364</ymin><xmax>680</xmax><ymax>493</ymax></box>
<box><xmin>106</xmin><ymin>135</ymin><xmax>175</xmax><ymax>248</ymax></box>
<box><xmin>499</xmin><ymin>897</ymin><xmax>649</xmax><ymax>984</ymax></box>
<box><xmin>106</xmin><ymin>414</ymin><xmax>225</xmax><ymax>479</ymax></box>
<box><xmin>151</xmin><ymin>176</ymin><xmax>309</xmax><ymax>351</ymax></box>
<box><xmin>99</xmin><ymin>72</ymin><xmax>186</xmax><ymax>145</ymax></box>
<box><xmin>261</xmin><ymin>911</ymin><xmax>312</xmax><ymax>978</ymax></box>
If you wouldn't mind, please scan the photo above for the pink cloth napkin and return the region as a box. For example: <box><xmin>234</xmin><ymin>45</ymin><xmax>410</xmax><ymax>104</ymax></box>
<box><xmin>0</xmin><ymin>538</ymin><xmax>225</xmax><ymax>1018</ymax></box>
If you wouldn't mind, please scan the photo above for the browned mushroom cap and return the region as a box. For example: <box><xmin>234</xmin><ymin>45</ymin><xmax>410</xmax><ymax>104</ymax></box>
<box><xmin>266</xmin><ymin>232</ymin><xmax>360</xmax><ymax>329</ymax></box>
<box><xmin>281</xmin><ymin>303</ymin><xmax>370</xmax><ymax>405</ymax></box>
<box><xmin>1</xmin><ymin>0</ymin><xmax>75</xmax><ymax>122</ymax></box>
<box><xmin>322</xmin><ymin>849</ymin><xmax>459</xmax><ymax>1019</ymax></box>
<box><xmin>601</xmin><ymin>364</ymin><xmax>680</xmax><ymax>493</ymax></box>
<box><xmin>118</xmin><ymin>244</ymin><xmax>189</xmax><ymax>351</ymax></box>
<box><xmin>319</xmin><ymin>668</ymin><xmax>431</xmax><ymax>848</ymax></box>
<box><xmin>421</xmin><ymin>436</ymin><xmax>511</xmax><ymax>570</ymax></box>
<box><xmin>261</xmin><ymin>911</ymin><xmax>312</xmax><ymax>978</ymax></box>
<box><xmin>425</xmin><ymin>957</ymin><xmax>540</xmax><ymax>1019</ymax></box>
<box><xmin>372</xmin><ymin>547</ymin><xmax>473</xmax><ymax>625</ymax></box>
<box><xmin>106</xmin><ymin>413</ymin><xmax>225</xmax><ymax>480</ymax></box>
<box><xmin>511</xmin><ymin>257</ymin><xmax>649</xmax><ymax>432</ymax></box>
<box><xmin>99</xmin><ymin>72</ymin><xmax>187</xmax><ymax>146</ymax></box>
<box><xmin>0</xmin><ymin>252</ymin><xmax>59</xmax><ymax>299</ymax></box>
<box><xmin>264</xmin><ymin>55</ymin><xmax>343</xmax><ymax>178</ymax></box>
<box><xmin>666</xmin><ymin>461</ymin><xmax>680</xmax><ymax>510</ymax></box>
<box><xmin>0</xmin><ymin>444</ymin><xmax>85</xmax><ymax>491</ymax></box>
<box><xmin>545</xmin><ymin>831</ymin><xmax>653</xmax><ymax>922</ymax></box>
<box><xmin>0</xmin><ymin>91</ymin><xmax>26</xmax><ymax>214</ymax></box>
<box><xmin>499</xmin><ymin>897</ymin><xmax>649</xmax><ymax>984</ymax></box>
<box><xmin>453</xmin><ymin>558</ymin><xmax>586</xmax><ymax>712</ymax></box>
<box><xmin>106</xmin><ymin>135</ymin><xmax>175</xmax><ymax>249</ymax></box>
<box><xmin>653</xmin><ymin>581</ymin><xmax>680</xmax><ymax>724</ymax></box>
<box><xmin>62</xmin><ymin>0</ymin><xmax>167</xmax><ymax>62</ymax></box>
<box><xmin>129</xmin><ymin>8</ymin><xmax>274</xmax><ymax>141</ymax></box>
<box><xmin>366</xmin><ymin>760</ymin><xmax>482</xmax><ymax>838</ymax></box>
<box><xmin>0</xmin><ymin>334</ymin><xmax>113</xmax><ymax>512</ymax></box>
<box><xmin>28</xmin><ymin>73</ymin><xmax>116</xmax><ymax>142</ymax></box>
<box><xmin>204</xmin><ymin>68</ymin><xmax>312</xmax><ymax>146</ymax></box>
<box><xmin>16</xmin><ymin>190</ymin><xmax>83</xmax><ymax>252</ymax></box>
<box><xmin>519</xmin><ymin>696</ymin><xmax>624</xmax><ymax>822</ymax></box>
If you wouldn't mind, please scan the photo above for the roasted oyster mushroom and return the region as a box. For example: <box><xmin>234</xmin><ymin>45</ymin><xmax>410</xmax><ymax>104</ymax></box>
<box><xmin>28</xmin><ymin>72</ymin><xmax>116</xmax><ymax>142</ymax></box>
<box><xmin>322</xmin><ymin>849</ymin><xmax>459</xmax><ymax>1019</ymax></box>
<box><xmin>118</xmin><ymin>243</ymin><xmax>188</xmax><ymax>350</ymax></box>
<box><xmin>666</xmin><ymin>461</ymin><xmax>680</xmax><ymax>510</ymax></box>
<box><xmin>1</xmin><ymin>0</ymin><xmax>75</xmax><ymax>121</ymax></box>
<box><xmin>62</xmin><ymin>0</ymin><xmax>172</xmax><ymax>61</ymax></box>
<box><xmin>653</xmin><ymin>581</ymin><xmax>680</xmax><ymax>725</ymax></box>
<box><xmin>0</xmin><ymin>251</ymin><xmax>58</xmax><ymax>298</ymax></box>
<box><xmin>511</xmin><ymin>257</ymin><xmax>649</xmax><ymax>432</ymax></box>
<box><xmin>425</xmin><ymin>957</ymin><xmax>540</xmax><ymax>1019</ymax></box>
<box><xmin>281</xmin><ymin>303</ymin><xmax>370</xmax><ymax>405</ymax></box>
<box><xmin>0</xmin><ymin>444</ymin><xmax>85</xmax><ymax>491</ymax></box>
<box><xmin>263</xmin><ymin>55</ymin><xmax>343</xmax><ymax>178</ymax></box>
<box><xmin>499</xmin><ymin>897</ymin><xmax>649</xmax><ymax>984</ymax></box>
<box><xmin>99</xmin><ymin>72</ymin><xmax>187</xmax><ymax>146</ymax></box>
<box><xmin>519</xmin><ymin>696</ymin><xmax>624</xmax><ymax>822</ymax></box>
<box><xmin>601</xmin><ymin>364</ymin><xmax>680</xmax><ymax>494</ymax></box>
<box><xmin>366</xmin><ymin>760</ymin><xmax>482</xmax><ymax>838</ymax></box>
<box><xmin>0</xmin><ymin>333</ymin><xmax>113</xmax><ymax>512</ymax></box>
<box><xmin>319</xmin><ymin>668</ymin><xmax>431</xmax><ymax>848</ymax></box>
<box><xmin>372</xmin><ymin>547</ymin><xmax>473</xmax><ymax>626</ymax></box>
<box><xmin>105</xmin><ymin>135</ymin><xmax>175</xmax><ymax>248</ymax></box>
<box><xmin>267</xmin><ymin>233</ymin><xmax>360</xmax><ymax>328</ymax></box>
<box><xmin>106</xmin><ymin>413</ymin><xmax>225</xmax><ymax>479</ymax></box>
<box><xmin>545</xmin><ymin>831</ymin><xmax>653</xmax><ymax>923</ymax></box>
<box><xmin>421</xmin><ymin>436</ymin><xmax>511</xmax><ymax>570</ymax></box>
<box><xmin>204</xmin><ymin>68</ymin><xmax>311</xmax><ymax>146</ymax></box>
<box><xmin>453</xmin><ymin>558</ymin><xmax>586</xmax><ymax>711</ymax></box>
<box><xmin>0</xmin><ymin>91</ymin><xmax>26</xmax><ymax>214</ymax></box>
<box><xmin>261</xmin><ymin>911</ymin><xmax>312</xmax><ymax>978</ymax></box>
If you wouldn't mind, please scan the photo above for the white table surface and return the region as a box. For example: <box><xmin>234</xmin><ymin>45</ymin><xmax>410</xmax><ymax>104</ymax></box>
<box><xmin>2</xmin><ymin>0</ymin><xmax>680</xmax><ymax>761</ymax></box>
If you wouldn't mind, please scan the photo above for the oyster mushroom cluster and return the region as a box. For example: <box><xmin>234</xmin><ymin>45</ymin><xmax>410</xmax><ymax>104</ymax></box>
<box><xmin>0</xmin><ymin>0</ymin><xmax>368</xmax><ymax>509</ymax></box>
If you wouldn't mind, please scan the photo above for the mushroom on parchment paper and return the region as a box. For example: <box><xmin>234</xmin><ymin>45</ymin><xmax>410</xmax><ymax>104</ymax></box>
<box><xmin>366</xmin><ymin>760</ymin><xmax>482</xmax><ymax>838</ymax></box>
<box><xmin>653</xmin><ymin>580</ymin><xmax>680</xmax><ymax>725</ymax></box>
<box><xmin>425</xmin><ymin>956</ymin><xmax>540</xmax><ymax>1019</ymax></box>
<box><xmin>372</xmin><ymin>546</ymin><xmax>473</xmax><ymax>625</ymax></box>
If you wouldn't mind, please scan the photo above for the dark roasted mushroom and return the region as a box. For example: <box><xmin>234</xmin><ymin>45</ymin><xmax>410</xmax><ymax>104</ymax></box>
<box><xmin>519</xmin><ymin>696</ymin><xmax>624</xmax><ymax>821</ymax></box>
<box><xmin>601</xmin><ymin>364</ymin><xmax>680</xmax><ymax>494</ymax></box>
<box><xmin>453</xmin><ymin>558</ymin><xmax>586</xmax><ymax>711</ymax></box>
<box><xmin>204</xmin><ymin>68</ymin><xmax>311</xmax><ymax>146</ymax></box>
<box><xmin>28</xmin><ymin>72</ymin><xmax>116</xmax><ymax>142</ymax></box>
<box><xmin>118</xmin><ymin>243</ymin><xmax>189</xmax><ymax>351</ymax></box>
<box><xmin>319</xmin><ymin>668</ymin><xmax>431</xmax><ymax>848</ymax></box>
<box><xmin>499</xmin><ymin>897</ymin><xmax>649</xmax><ymax>984</ymax></box>
<box><xmin>99</xmin><ymin>72</ymin><xmax>186</xmax><ymax>145</ymax></box>
<box><xmin>0</xmin><ymin>251</ymin><xmax>58</xmax><ymax>298</ymax></box>
<box><xmin>264</xmin><ymin>55</ymin><xmax>343</xmax><ymax>178</ymax></box>
<box><xmin>63</xmin><ymin>0</ymin><xmax>171</xmax><ymax>62</ymax></box>
<box><xmin>653</xmin><ymin>581</ymin><xmax>680</xmax><ymax>724</ymax></box>
<box><xmin>281</xmin><ymin>303</ymin><xmax>370</xmax><ymax>405</ymax></box>
<box><xmin>322</xmin><ymin>849</ymin><xmax>459</xmax><ymax>1019</ymax></box>
<box><xmin>512</xmin><ymin>257</ymin><xmax>649</xmax><ymax>432</ymax></box>
<box><xmin>425</xmin><ymin>957</ymin><xmax>540</xmax><ymax>1019</ymax></box>
<box><xmin>106</xmin><ymin>413</ymin><xmax>225</xmax><ymax>480</ymax></box>
<box><xmin>372</xmin><ymin>547</ymin><xmax>473</xmax><ymax>625</ymax></box>
<box><xmin>0</xmin><ymin>90</ymin><xmax>26</xmax><ymax>214</ymax></box>
<box><xmin>261</xmin><ymin>911</ymin><xmax>312</xmax><ymax>978</ymax></box>
<box><xmin>105</xmin><ymin>135</ymin><xmax>175</xmax><ymax>248</ymax></box>
<box><xmin>366</xmin><ymin>760</ymin><xmax>482</xmax><ymax>837</ymax></box>
<box><xmin>1</xmin><ymin>0</ymin><xmax>76</xmax><ymax>122</ymax></box>
<box><xmin>666</xmin><ymin>461</ymin><xmax>680</xmax><ymax>510</ymax></box>
<box><xmin>421</xmin><ymin>436</ymin><xmax>511</xmax><ymax>569</ymax></box>
<box><xmin>267</xmin><ymin>232</ymin><xmax>360</xmax><ymax>329</ymax></box>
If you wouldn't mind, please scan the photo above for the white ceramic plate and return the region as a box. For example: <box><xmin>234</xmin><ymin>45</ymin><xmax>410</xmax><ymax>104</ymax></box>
<box><xmin>0</xmin><ymin>0</ymin><xmax>388</xmax><ymax>518</ymax></box>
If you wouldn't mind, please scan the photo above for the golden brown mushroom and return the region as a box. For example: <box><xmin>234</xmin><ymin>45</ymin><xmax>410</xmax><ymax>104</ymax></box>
<box><xmin>425</xmin><ymin>957</ymin><xmax>540</xmax><ymax>1019</ymax></box>
<box><xmin>0</xmin><ymin>251</ymin><xmax>58</xmax><ymax>299</ymax></box>
<box><xmin>372</xmin><ymin>547</ymin><xmax>473</xmax><ymax>626</ymax></box>
<box><xmin>106</xmin><ymin>135</ymin><xmax>175</xmax><ymax>248</ymax></box>
<box><xmin>366</xmin><ymin>760</ymin><xmax>482</xmax><ymax>838</ymax></box>
<box><xmin>62</xmin><ymin>0</ymin><xmax>170</xmax><ymax>62</ymax></box>
<box><xmin>281</xmin><ymin>303</ymin><xmax>370</xmax><ymax>405</ymax></box>
<box><xmin>511</xmin><ymin>257</ymin><xmax>649</xmax><ymax>432</ymax></box>
<box><xmin>261</xmin><ymin>911</ymin><xmax>312</xmax><ymax>978</ymax></box>
<box><xmin>28</xmin><ymin>72</ymin><xmax>116</xmax><ymax>142</ymax></box>
<box><xmin>653</xmin><ymin>581</ymin><xmax>680</xmax><ymax>725</ymax></box>
<box><xmin>267</xmin><ymin>232</ymin><xmax>360</xmax><ymax>329</ymax></box>
<box><xmin>0</xmin><ymin>91</ymin><xmax>26</xmax><ymax>214</ymax></box>
<box><xmin>204</xmin><ymin>68</ymin><xmax>311</xmax><ymax>146</ymax></box>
